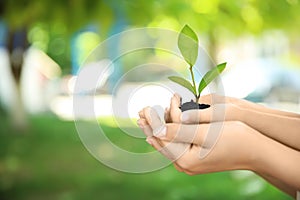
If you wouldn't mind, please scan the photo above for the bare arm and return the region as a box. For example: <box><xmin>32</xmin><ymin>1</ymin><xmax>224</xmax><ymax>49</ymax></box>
<box><xmin>239</xmin><ymin>107</ymin><xmax>300</xmax><ymax>151</ymax></box>
<box><xmin>254</xmin><ymin>129</ymin><xmax>300</xmax><ymax>196</ymax></box>
<box><xmin>199</xmin><ymin>94</ymin><xmax>300</xmax><ymax>119</ymax></box>
<box><xmin>138</xmin><ymin>106</ymin><xmax>300</xmax><ymax>197</ymax></box>
<box><xmin>182</xmin><ymin>96</ymin><xmax>300</xmax><ymax>151</ymax></box>
<box><xmin>229</xmin><ymin>96</ymin><xmax>300</xmax><ymax>119</ymax></box>
<box><xmin>138</xmin><ymin>94</ymin><xmax>300</xmax><ymax>197</ymax></box>
<box><xmin>256</xmin><ymin>172</ymin><xmax>297</xmax><ymax>198</ymax></box>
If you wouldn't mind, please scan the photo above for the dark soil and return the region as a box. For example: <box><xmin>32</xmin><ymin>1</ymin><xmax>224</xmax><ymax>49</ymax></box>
<box><xmin>180</xmin><ymin>100</ymin><xmax>210</xmax><ymax>112</ymax></box>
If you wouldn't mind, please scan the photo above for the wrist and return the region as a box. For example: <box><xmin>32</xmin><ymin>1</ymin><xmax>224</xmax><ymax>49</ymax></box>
<box><xmin>229</xmin><ymin>104</ymin><xmax>245</xmax><ymax>122</ymax></box>
<box><xmin>245</xmin><ymin>134</ymin><xmax>266</xmax><ymax>173</ymax></box>
<box><xmin>229</xmin><ymin>96</ymin><xmax>257</xmax><ymax>111</ymax></box>
<box><xmin>237</xmin><ymin>126</ymin><xmax>267</xmax><ymax>172</ymax></box>
<box><xmin>248</xmin><ymin>132</ymin><xmax>282</xmax><ymax>176</ymax></box>
<box><xmin>228</xmin><ymin>96</ymin><xmax>246</xmax><ymax>107</ymax></box>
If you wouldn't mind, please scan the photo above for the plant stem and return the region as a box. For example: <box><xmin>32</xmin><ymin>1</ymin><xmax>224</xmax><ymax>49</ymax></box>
<box><xmin>196</xmin><ymin>95</ymin><xmax>199</xmax><ymax>103</ymax></box>
<box><xmin>189</xmin><ymin>66</ymin><xmax>198</xmax><ymax>100</ymax></box>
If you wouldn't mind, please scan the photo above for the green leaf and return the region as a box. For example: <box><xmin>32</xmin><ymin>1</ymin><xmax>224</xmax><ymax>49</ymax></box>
<box><xmin>168</xmin><ymin>76</ymin><xmax>197</xmax><ymax>96</ymax></box>
<box><xmin>178</xmin><ymin>25</ymin><xmax>199</xmax><ymax>67</ymax></box>
<box><xmin>198</xmin><ymin>62</ymin><xmax>227</xmax><ymax>95</ymax></box>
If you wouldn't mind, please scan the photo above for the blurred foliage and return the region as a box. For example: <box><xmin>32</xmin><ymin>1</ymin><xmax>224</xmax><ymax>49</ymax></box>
<box><xmin>0</xmin><ymin>114</ymin><xmax>291</xmax><ymax>200</ymax></box>
<box><xmin>1</xmin><ymin>0</ymin><xmax>300</xmax><ymax>71</ymax></box>
<box><xmin>0</xmin><ymin>2</ymin><xmax>298</xmax><ymax>198</ymax></box>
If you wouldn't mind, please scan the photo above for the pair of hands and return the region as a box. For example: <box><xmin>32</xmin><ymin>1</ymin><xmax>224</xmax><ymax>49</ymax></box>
<box><xmin>137</xmin><ymin>93</ymin><xmax>300</xmax><ymax>198</ymax></box>
<box><xmin>137</xmin><ymin>93</ymin><xmax>260</xmax><ymax>175</ymax></box>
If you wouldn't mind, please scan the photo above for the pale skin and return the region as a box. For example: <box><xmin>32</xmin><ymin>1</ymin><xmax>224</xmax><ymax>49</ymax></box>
<box><xmin>137</xmin><ymin>93</ymin><xmax>300</xmax><ymax>198</ymax></box>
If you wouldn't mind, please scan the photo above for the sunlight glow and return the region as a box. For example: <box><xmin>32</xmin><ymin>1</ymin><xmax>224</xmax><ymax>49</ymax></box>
<box><xmin>127</xmin><ymin>84</ymin><xmax>173</xmax><ymax>119</ymax></box>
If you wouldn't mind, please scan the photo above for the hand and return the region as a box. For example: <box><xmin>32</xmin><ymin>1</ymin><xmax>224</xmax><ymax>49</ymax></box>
<box><xmin>169</xmin><ymin>94</ymin><xmax>300</xmax><ymax>151</ymax></box>
<box><xmin>138</xmin><ymin>105</ymin><xmax>260</xmax><ymax>175</ymax></box>
<box><xmin>161</xmin><ymin>93</ymin><xmax>240</xmax><ymax>125</ymax></box>
<box><xmin>137</xmin><ymin>94</ymin><xmax>300</xmax><ymax>197</ymax></box>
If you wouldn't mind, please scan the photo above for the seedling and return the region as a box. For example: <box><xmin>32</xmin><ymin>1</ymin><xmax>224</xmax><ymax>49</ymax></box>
<box><xmin>168</xmin><ymin>25</ymin><xmax>227</xmax><ymax>111</ymax></box>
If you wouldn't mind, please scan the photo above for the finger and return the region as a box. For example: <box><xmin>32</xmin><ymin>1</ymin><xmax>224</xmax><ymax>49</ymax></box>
<box><xmin>139</xmin><ymin>110</ymin><xmax>145</xmax><ymax>119</ymax></box>
<box><xmin>199</xmin><ymin>93</ymin><xmax>227</xmax><ymax>105</ymax></box>
<box><xmin>174</xmin><ymin>93</ymin><xmax>181</xmax><ymax>104</ymax></box>
<box><xmin>146</xmin><ymin>137</ymin><xmax>174</xmax><ymax>160</ymax></box>
<box><xmin>137</xmin><ymin>118</ymin><xmax>149</xmax><ymax>127</ymax></box>
<box><xmin>180</xmin><ymin>109</ymin><xmax>209</xmax><ymax>124</ymax></box>
<box><xmin>180</xmin><ymin>104</ymin><xmax>228</xmax><ymax>124</ymax></box>
<box><xmin>198</xmin><ymin>94</ymin><xmax>213</xmax><ymax>104</ymax></box>
<box><xmin>164</xmin><ymin>107</ymin><xmax>172</xmax><ymax>123</ymax></box>
<box><xmin>170</xmin><ymin>93</ymin><xmax>182</xmax><ymax>123</ymax></box>
<box><xmin>155</xmin><ymin>123</ymin><xmax>213</xmax><ymax>146</ymax></box>
<box><xmin>137</xmin><ymin>119</ymin><xmax>153</xmax><ymax>137</ymax></box>
<box><xmin>147</xmin><ymin>134</ymin><xmax>194</xmax><ymax>172</ymax></box>
<box><xmin>173</xmin><ymin>163</ymin><xmax>184</xmax><ymax>172</ymax></box>
<box><xmin>146</xmin><ymin>137</ymin><xmax>190</xmax><ymax>162</ymax></box>
<box><xmin>143</xmin><ymin>107</ymin><xmax>165</xmax><ymax>137</ymax></box>
<box><xmin>141</xmin><ymin>124</ymin><xmax>153</xmax><ymax>137</ymax></box>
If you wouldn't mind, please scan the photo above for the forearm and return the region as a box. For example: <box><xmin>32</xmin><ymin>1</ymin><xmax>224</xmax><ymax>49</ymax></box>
<box><xmin>256</xmin><ymin>172</ymin><xmax>297</xmax><ymax>198</ymax></box>
<box><xmin>237</xmin><ymin>107</ymin><xmax>300</xmax><ymax>151</ymax></box>
<box><xmin>253</xmin><ymin>132</ymin><xmax>300</xmax><ymax>193</ymax></box>
<box><xmin>230</xmin><ymin>97</ymin><xmax>300</xmax><ymax>118</ymax></box>
<box><xmin>183</xmin><ymin>100</ymin><xmax>300</xmax><ymax>150</ymax></box>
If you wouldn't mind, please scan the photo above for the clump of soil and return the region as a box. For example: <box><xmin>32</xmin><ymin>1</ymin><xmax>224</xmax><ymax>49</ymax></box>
<box><xmin>180</xmin><ymin>100</ymin><xmax>210</xmax><ymax>112</ymax></box>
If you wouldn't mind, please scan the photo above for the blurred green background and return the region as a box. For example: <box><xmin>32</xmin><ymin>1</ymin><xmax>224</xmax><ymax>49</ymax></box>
<box><xmin>1</xmin><ymin>0</ymin><xmax>300</xmax><ymax>199</ymax></box>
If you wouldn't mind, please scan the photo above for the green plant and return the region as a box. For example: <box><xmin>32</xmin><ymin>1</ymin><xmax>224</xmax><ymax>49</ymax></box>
<box><xmin>168</xmin><ymin>25</ymin><xmax>227</xmax><ymax>102</ymax></box>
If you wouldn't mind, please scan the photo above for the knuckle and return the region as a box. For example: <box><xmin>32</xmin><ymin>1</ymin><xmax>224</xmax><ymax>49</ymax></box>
<box><xmin>177</xmin><ymin>158</ymin><xmax>192</xmax><ymax>170</ymax></box>
<box><xmin>184</xmin><ymin>171</ymin><xmax>196</xmax><ymax>176</ymax></box>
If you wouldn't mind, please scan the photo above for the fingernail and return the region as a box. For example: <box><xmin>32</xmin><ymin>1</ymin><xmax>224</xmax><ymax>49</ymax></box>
<box><xmin>136</xmin><ymin>120</ymin><xmax>143</xmax><ymax>128</ymax></box>
<box><xmin>153</xmin><ymin>125</ymin><xmax>166</xmax><ymax>138</ymax></box>
<box><xmin>181</xmin><ymin>113</ymin><xmax>189</xmax><ymax>122</ymax></box>
<box><xmin>146</xmin><ymin>137</ymin><xmax>153</xmax><ymax>146</ymax></box>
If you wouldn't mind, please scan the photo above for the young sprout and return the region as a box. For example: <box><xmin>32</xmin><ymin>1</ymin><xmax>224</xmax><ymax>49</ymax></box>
<box><xmin>168</xmin><ymin>25</ymin><xmax>227</xmax><ymax>103</ymax></box>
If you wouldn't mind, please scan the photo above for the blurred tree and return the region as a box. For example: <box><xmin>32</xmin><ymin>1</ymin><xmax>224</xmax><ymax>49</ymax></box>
<box><xmin>1</xmin><ymin>1</ymin><xmax>30</xmax><ymax>130</ymax></box>
<box><xmin>2</xmin><ymin>0</ymin><xmax>300</xmax><ymax>68</ymax></box>
<box><xmin>2</xmin><ymin>0</ymin><xmax>115</xmax><ymax>71</ymax></box>
<box><xmin>0</xmin><ymin>0</ymin><xmax>115</xmax><ymax>130</ymax></box>
<box><xmin>122</xmin><ymin>0</ymin><xmax>300</xmax><ymax>64</ymax></box>
<box><xmin>1</xmin><ymin>0</ymin><xmax>300</xmax><ymax>130</ymax></box>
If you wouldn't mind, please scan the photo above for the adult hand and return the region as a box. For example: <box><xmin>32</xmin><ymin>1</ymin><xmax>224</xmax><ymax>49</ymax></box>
<box><xmin>138</xmin><ymin>106</ymin><xmax>260</xmax><ymax>175</ymax></box>
<box><xmin>168</xmin><ymin>94</ymin><xmax>300</xmax><ymax>151</ymax></box>
<box><xmin>169</xmin><ymin>93</ymin><xmax>239</xmax><ymax>124</ymax></box>
<box><xmin>137</xmin><ymin>94</ymin><xmax>300</xmax><ymax>197</ymax></box>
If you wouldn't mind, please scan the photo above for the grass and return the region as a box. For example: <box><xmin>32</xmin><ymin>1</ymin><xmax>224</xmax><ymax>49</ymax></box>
<box><xmin>0</xmin><ymin>113</ymin><xmax>291</xmax><ymax>200</ymax></box>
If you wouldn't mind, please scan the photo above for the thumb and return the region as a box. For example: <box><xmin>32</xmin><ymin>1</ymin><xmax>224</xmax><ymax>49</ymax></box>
<box><xmin>181</xmin><ymin>104</ymin><xmax>228</xmax><ymax>124</ymax></box>
<box><xmin>180</xmin><ymin>107</ymin><xmax>211</xmax><ymax>124</ymax></box>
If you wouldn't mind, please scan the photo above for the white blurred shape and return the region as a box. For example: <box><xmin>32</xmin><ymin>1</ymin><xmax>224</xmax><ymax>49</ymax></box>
<box><xmin>0</xmin><ymin>48</ymin><xmax>17</xmax><ymax>110</ymax></box>
<box><xmin>74</xmin><ymin>59</ymin><xmax>113</xmax><ymax>93</ymax></box>
<box><xmin>52</xmin><ymin>82</ymin><xmax>173</xmax><ymax>120</ymax></box>
<box><xmin>50</xmin><ymin>96</ymin><xmax>74</xmax><ymax>120</ymax></box>
<box><xmin>51</xmin><ymin>95</ymin><xmax>113</xmax><ymax>120</ymax></box>
<box><xmin>126</xmin><ymin>83</ymin><xmax>173</xmax><ymax>119</ymax></box>
<box><xmin>21</xmin><ymin>47</ymin><xmax>61</xmax><ymax>113</ymax></box>
<box><xmin>222</xmin><ymin>61</ymin><xmax>271</xmax><ymax>98</ymax></box>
